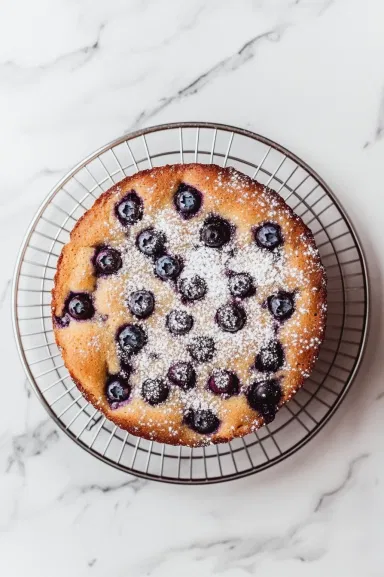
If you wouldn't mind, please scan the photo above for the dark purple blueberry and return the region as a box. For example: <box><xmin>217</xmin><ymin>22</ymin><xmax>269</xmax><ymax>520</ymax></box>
<box><xmin>216</xmin><ymin>303</ymin><xmax>246</xmax><ymax>333</ymax></box>
<box><xmin>174</xmin><ymin>183</ymin><xmax>202</xmax><ymax>218</ymax></box>
<box><xmin>115</xmin><ymin>191</ymin><xmax>143</xmax><ymax>226</ymax></box>
<box><xmin>267</xmin><ymin>291</ymin><xmax>295</xmax><ymax>321</ymax></box>
<box><xmin>184</xmin><ymin>408</ymin><xmax>220</xmax><ymax>434</ymax></box>
<box><xmin>200</xmin><ymin>216</ymin><xmax>231</xmax><ymax>248</ymax></box>
<box><xmin>136</xmin><ymin>228</ymin><xmax>165</xmax><ymax>257</ymax></box>
<box><xmin>141</xmin><ymin>378</ymin><xmax>170</xmax><ymax>405</ymax></box>
<box><xmin>155</xmin><ymin>255</ymin><xmax>181</xmax><ymax>281</ymax></box>
<box><xmin>67</xmin><ymin>293</ymin><xmax>94</xmax><ymax>320</ymax></box>
<box><xmin>117</xmin><ymin>324</ymin><xmax>147</xmax><ymax>356</ymax></box>
<box><xmin>94</xmin><ymin>247</ymin><xmax>122</xmax><ymax>276</ymax></box>
<box><xmin>255</xmin><ymin>341</ymin><xmax>284</xmax><ymax>372</ymax></box>
<box><xmin>166</xmin><ymin>310</ymin><xmax>193</xmax><ymax>335</ymax></box>
<box><xmin>229</xmin><ymin>273</ymin><xmax>255</xmax><ymax>298</ymax></box>
<box><xmin>106</xmin><ymin>375</ymin><xmax>131</xmax><ymax>405</ymax></box>
<box><xmin>128</xmin><ymin>290</ymin><xmax>155</xmax><ymax>319</ymax></box>
<box><xmin>207</xmin><ymin>369</ymin><xmax>239</xmax><ymax>397</ymax></box>
<box><xmin>188</xmin><ymin>336</ymin><xmax>215</xmax><ymax>363</ymax></box>
<box><xmin>178</xmin><ymin>275</ymin><xmax>207</xmax><ymax>302</ymax></box>
<box><xmin>254</xmin><ymin>222</ymin><xmax>283</xmax><ymax>250</ymax></box>
<box><xmin>54</xmin><ymin>314</ymin><xmax>70</xmax><ymax>328</ymax></box>
<box><xmin>167</xmin><ymin>361</ymin><xmax>196</xmax><ymax>390</ymax></box>
<box><xmin>246</xmin><ymin>379</ymin><xmax>282</xmax><ymax>423</ymax></box>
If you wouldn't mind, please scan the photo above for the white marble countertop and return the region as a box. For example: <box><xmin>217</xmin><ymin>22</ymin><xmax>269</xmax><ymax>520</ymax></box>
<box><xmin>1</xmin><ymin>0</ymin><xmax>383</xmax><ymax>575</ymax></box>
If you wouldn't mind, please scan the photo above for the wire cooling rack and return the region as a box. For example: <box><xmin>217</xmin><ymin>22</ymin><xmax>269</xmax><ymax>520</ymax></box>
<box><xmin>12</xmin><ymin>122</ymin><xmax>369</xmax><ymax>484</ymax></box>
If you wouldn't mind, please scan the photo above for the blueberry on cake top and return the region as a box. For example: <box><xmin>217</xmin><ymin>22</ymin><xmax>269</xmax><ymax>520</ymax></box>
<box><xmin>52</xmin><ymin>163</ymin><xmax>326</xmax><ymax>447</ymax></box>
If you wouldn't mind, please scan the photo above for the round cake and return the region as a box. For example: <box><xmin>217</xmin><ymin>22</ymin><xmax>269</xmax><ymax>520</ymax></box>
<box><xmin>52</xmin><ymin>163</ymin><xmax>326</xmax><ymax>446</ymax></box>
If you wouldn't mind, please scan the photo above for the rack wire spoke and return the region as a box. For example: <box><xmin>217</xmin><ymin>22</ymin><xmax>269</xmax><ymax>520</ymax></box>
<box><xmin>117</xmin><ymin>431</ymin><xmax>130</xmax><ymax>464</ymax></box>
<box><xmin>283</xmin><ymin>173</ymin><xmax>311</xmax><ymax>201</ymax></box>
<box><xmin>76</xmin><ymin>408</ymin><xmax>99</xmax><ymax>439</ymax></box>
<box><xmin>62</xmin><ymin>187</ymin><xmax>89</xmax><ymax>211</ymax></box>
<box><xmin>102</xmin><ymin>425</ymin><xmax>118</xmax><ymax>457</ymax></box>
<box><xmin>124</xmin><ymin>140</ymin><xmax>139</xmax><ymax>172</ymax></box>
<box><xmin>110</xmin><ymin>148</ymin><xmax>125</xmax><ymax>177</ymax></box>
<box><xmin>65</xmin><ymin>403</ymin><xmax>89</xmax><ymax>429</ymax></box>
<box><xmin>97</xmin><ymin>156</ymin><xmax>115</xmax><ymax>184</ymax></box>
<box><xmin>265</xmin><ymin>156</ymin><xmax>286</xmax><ymax>187</ymax></box>
<box><xmin>253</xmin><ymin>146</ymin><xmax>271</xmax><ymax>179</ymax></box>
<box><xmin>89</xmin><ymin>417</ymin><xmax>107</xmax><ymax>449</ymax></box>
<box><xmin>142</xmin><ymin>135</ymin><xmax>152</xmax><ymax>168</ymax></box>
<box><xmin>57</xmin><ymin>395</ymin><xmax>83</xmax><ymax>419</ymax></box>
<box><xmin>194</xmin><ymin>128</ymin><xmax>200</xmax><ymax>163</ymax></box>
<box><xmin>179</xmin><ymin>127</ymin><xmax>184</xmax><ymax>164</ymax></box>
<box><xmin>223</xmin><ymin>132</ymin><xmax>234</xmax><ymax>167</ymax></box>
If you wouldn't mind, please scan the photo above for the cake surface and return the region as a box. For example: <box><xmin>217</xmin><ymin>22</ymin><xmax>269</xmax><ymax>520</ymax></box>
<box><xmin>52</xmin><ymin>163</ymin><xmax>326</xmax><ymax>446</ymax></box>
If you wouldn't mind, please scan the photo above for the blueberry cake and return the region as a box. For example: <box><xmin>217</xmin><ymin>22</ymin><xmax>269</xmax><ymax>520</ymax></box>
<box><xmin>52</xmin><ymin>164</ymin><xmax>326</xmax><ymax>446</ymax></box>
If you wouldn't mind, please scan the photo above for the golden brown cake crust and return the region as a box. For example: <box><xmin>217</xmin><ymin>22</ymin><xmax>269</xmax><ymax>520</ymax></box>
<box><xmin>52</xmin><ymin>163</ymin><xmax>326</xmax><ymax>446</ymax></box>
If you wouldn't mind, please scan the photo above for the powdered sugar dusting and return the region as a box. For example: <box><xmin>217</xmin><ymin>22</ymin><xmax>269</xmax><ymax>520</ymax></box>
<box><xmin>97</xmin><ymin>203</ymin><xmax>301</xmax><ymax>416</ymax></box>
<box><xmin>229</xmin><ymin>244</ymin><xmax>286</xmax><ymax>288</ymax></box>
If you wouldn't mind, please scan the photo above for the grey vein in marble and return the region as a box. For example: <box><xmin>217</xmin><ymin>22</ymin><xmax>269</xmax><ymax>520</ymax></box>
<box><xmin>0</xmin><ymin>279</ymin><xmax>11</xmax><ymax>311</ymax></box>
<box><xmin>314</xmin><ymin>453</ymin><xmax>370</xmax><ymax>512</ymax></box>
<box><xmin>365</xmin><ymin>85</ymin><xmax>384</xmax><ymax>148</ymax></box>
<box><xmin>139</xmin><ymin>453</ymin><xmax>370</xmax><ymax>575</ymax></box>
<box><xmin>6</xmin><ymin>420</ymin><xmax>59</xmax><ymax>476</ymax></box>
<box><xmin>130</xmin><ymin>28</ymin><xmax>285</xmax><ymax>129</ymax></box>
<box><xmin>58</xmin><ymin>476</ymin><xmax>147</xmax><ymax>501</ymax></box>
<box><xmin>1</xmin><ymin>23</ymin><xmax>105</xmax><ymax>73</ymax></box>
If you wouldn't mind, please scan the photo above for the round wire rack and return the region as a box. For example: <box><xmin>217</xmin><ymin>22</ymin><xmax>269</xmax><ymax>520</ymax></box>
<box><xmin>12</xmin><ymin>122</ymin><xmax>369</xmax><ymax>484</ymax></box>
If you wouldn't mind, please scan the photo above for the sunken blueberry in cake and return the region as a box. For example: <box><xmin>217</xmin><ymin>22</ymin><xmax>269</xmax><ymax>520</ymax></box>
<box><xmin>52</xmin><ymin>164</ymin><xmax>326</xmax><ymax>446</ymax></box>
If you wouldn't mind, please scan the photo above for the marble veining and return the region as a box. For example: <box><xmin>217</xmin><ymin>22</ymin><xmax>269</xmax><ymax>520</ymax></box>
<box><xmin>1</xmin><ymin>0</ymin><xmax>384</xmax><ymax>575</ymax></box>
<box><xmin>364</xmin><ymin>84</ymin><xmax>384</xmax><ymax>147</ymax></box>
<box><xmin>131</xmin><ymin>28</ymin><xmax>285</xmax><ymax>129</ymax></box>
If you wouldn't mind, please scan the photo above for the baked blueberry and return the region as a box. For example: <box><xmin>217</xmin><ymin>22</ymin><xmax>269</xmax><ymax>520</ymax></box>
<box><xmin>174</xmin><ymin>183</ymin><xmax>202</xmax><ymax>218</ymax></box>
<box><xmin>54</xmin><ymin>314</ymin><xmax>70</xmax><ymax>328</ymax></box>
<box><xmin>246</xmin><ymin>379</ymin><xmax>282</xmax><ymax>423</ymax></box>
<box><xmin>184</xmin><ymin>408</ymin><xmax>220</xmax><ymax>434</ymax></box>
<box><xmin>267</xmin><ymin>291</ymin><xmax>295</xmax><ymax>321</ymax></box>
<box><xmin>67</xmin><ymin>293</ymin><xmax>95</xmax><ymax>320</ymax></box>
<box><xmin>255</xmin><ymin>340</ymin><xmax>284</xmax><ymax>372</ymax></box>
<box><xmin>228</xmin><ymin>273</ymin><xmax>255</xmax><ymax>298</ymax></box>
<box><xmin>178</xmin><ymin>275</ymin><xmax>207</xmax><ymax>302</ymax></box>
<box><xmin>142</xmin><ymin>378</ymin><xmax>170</xmax><ymax>405</ymax></box>
<box><xmin>94</xmin><ymin>247</ymin><xmax>122</xmax><ymax>276</ymax></box>
<box><xmin>136</xmin><ymin>228</ymin><xmax>165</xmax><ymax>258</ymax></box>
<box><xmin>155</xmin><ymin>255</ymin><xmax>182</xmax><ymax>280</ymax></box>
<box><xmin>188</xmin><ymin>336</ymin><xmax>215</xmax><ymax>362</ymax></box>
<box><xmin>166</xmin><ymin>310</ymin><xmax>193</xmax><ymax>335</ymax></box>
<box><xmin>115</xmin><ymin>191</ymin><xmax>143</xmax><ymax>226</ymax></box>
<box><xmin>200</xmin><ymin>216</ymin><xmax>231</xmax><ymax>248</ymax></box>
<box><xmin>254</xmin><ymin>222</ymin><xmax>283</xmax><ymax>250</ymax></box>
<box><xmin>207</xmin><ymin>369</ymin><xmax>239</xmax><ymax>397</ymax></box>
<box><xmin>128</xmin><ymin>290</ymin><xmax>155</xmax><ymax>319</ymax></box>
<box><xmin>167</xmin><ymin>361</ymin><xmax>196</xmax><ymax>390</ymax></box>
<box><xmin>216</xmin><ymin>303</ymin><xmax>246</xmax><ymax>333</ymax></box>
<box><xmin>106</xmin><ymin>375</ymin><xmax>131</xmax><ymax>405</ymax></box>
<box><xmin>117</xmin><ymin>324</ymin><xmax>147</xmax><ymax>355</ymax></box>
